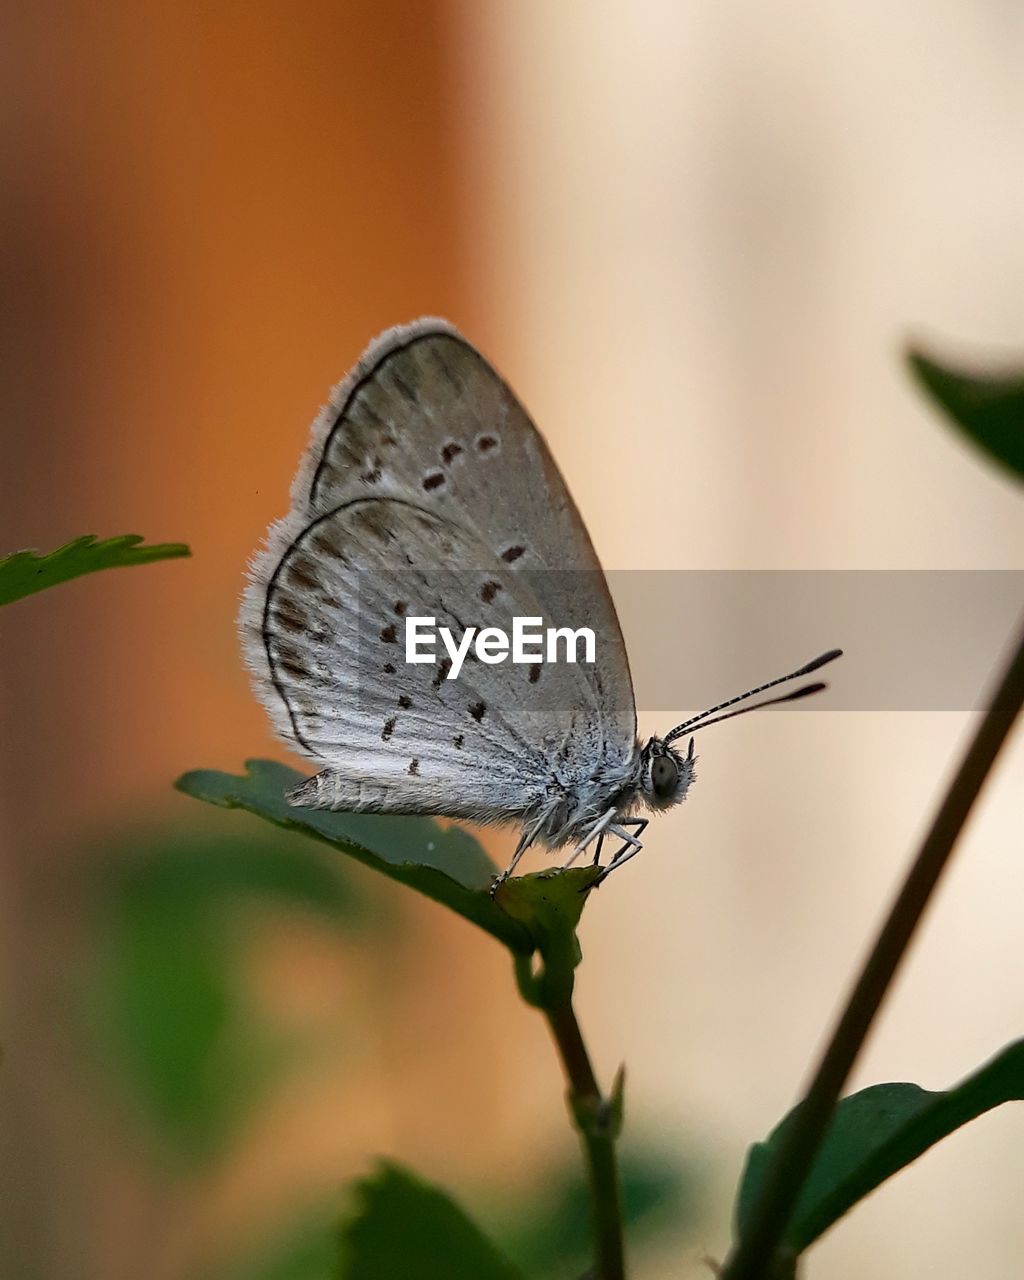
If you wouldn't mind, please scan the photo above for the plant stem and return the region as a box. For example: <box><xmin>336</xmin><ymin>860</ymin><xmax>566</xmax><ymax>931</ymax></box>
<box><xmin>544</xmin><ymin>997</ymin><xmax>626</xmax><ymax>1280</ymax></box>
<box><xmin>723</xmin><ymin>619</ymin><xmax>1024</xmax><ymax>1280</ymax></box>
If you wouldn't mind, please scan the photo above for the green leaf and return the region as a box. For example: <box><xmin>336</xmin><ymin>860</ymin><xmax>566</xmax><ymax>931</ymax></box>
<box><xmin>0</xmin><ymin>534</ymin><xmax>190</xmax><ymax>606</ymax></box>
<box><xmin>907</xmin><ymin>346</ymin><xmax>1024</xmax><ymax>482</ymax></box>
<box><xmin>175</xmin><ymin>760</ymin><xmax>534</xmax><ymax>953</ymax></box>
<box><xmin>499</xmin><ymin>866</ymin><xmax>598</xmax><ymax>1006</ymax></box>
<box><xmin>88</xmin><ymin>819</ymin><xmax>364</xmax><ymax>1168</ymax></box>
<box><xmin>340</xmin><ymin>1162</ymin><xmax>525</xmax><ymax>1280</ymax></box>
<box><xmin>735</xmin><ymin>1038</ymin><xmax>1024</xmax><ymax>1254</ymax></box>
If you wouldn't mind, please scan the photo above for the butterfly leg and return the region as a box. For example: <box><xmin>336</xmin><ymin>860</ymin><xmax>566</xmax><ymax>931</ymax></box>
<box><xmin>589</xmin><ymin>818</ymin><xmax>649</xmax><ymax>889</ymax></box>
<box><xmin>562</xmin><ymin>806</ymin><xmax>616</xmax><ymax>870</ymax></box>
<box><xmin>491</xmin><ymin>816</ymin><xmax>546</xmax><ymax>893</ymax></box>
<box><xmin>591</xmin><ymin>843</ymin><xmax>640</xmax><ymax>887</ymax></box>
<box><xmin>563</xmin><ymin>829</ymin><xmax>609</xmax><ymax>871</ymax></box>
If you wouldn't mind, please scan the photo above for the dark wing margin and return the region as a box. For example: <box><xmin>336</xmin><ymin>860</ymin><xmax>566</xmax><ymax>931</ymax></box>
<box><xmin>309</xmin><ymin>327</ymin><xmax>472</xmax><ymax>508</ymax></box>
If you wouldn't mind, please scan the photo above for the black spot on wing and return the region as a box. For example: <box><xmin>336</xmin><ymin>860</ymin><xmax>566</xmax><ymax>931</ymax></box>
<box><xmin>312</xmin><ymin>535</ymin><xmax>346</xmax><ymax>561</ymax></box>
<box><xmin>310</xmin><ymin>331</ymin><xmax>492</xmax><ymax>506</ymax></box>
<box><xmin>501</xmin><ymin>545</ymin><xmax>525</xmax><ymax>563</ymax></box>
<box><xmin>272</xmin><ymin>603</ymin><xmax>308</xmax><ymax>635</ymax></box>
<box><xmin>265</xmin><ymin>490</ymin><xmax>476</xmax><ymax>760</ymax></box>
<box><xmin>382</xmin><ymin>717</ymin><xmax>396</xmax><ymax>742</ymax></box>
<box><xmin>441</xmin><ymin>441</ymin><xmax>463</xmax><ymax>465</ymax></box>
<box><xmin>398</xmin><ymin>694</ymin><xmax>412</xmax><ymax>709</ymax></box>
<box><xmin>476</xmin><ymin>434</ymin><xmax>498</xmax><ymax>453</ymax></box>
<box><xmin>480</xmin><ymin>580</ymin><xmax>501</xmax><ymax>604</ymax></box>
<box><xmin>380</xmin><ymin>624</ymin><xmax>398</xmax><ymax>644</ymax></box>
<box><xmin>423</xmin><ymin>471</ymin><xmax>445</xmax><ymax>492</ymax></box>
<box><xmin>274</xmin><ymin>641</ymin><xmax>304</xmax><ymax>667</ymax></box>
<box><xmin>286</xmin><ymin>559</ymin><xmax>320</xmax><ymax>592</ymax></box>
<box><xmin>469</xmin><ymin>700</ymin><xmax>486</xmax><ymax>722</ymax></box>
<box><xmin>408</xmin><ymin>758</ymin><xmax>420</xmax><ymax>776</ymax></box>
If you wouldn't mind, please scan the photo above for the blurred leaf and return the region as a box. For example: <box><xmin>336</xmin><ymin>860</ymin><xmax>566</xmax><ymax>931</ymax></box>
<box><xmin>99</xmin><ymin>821</ymin><xmax>364</xmax><ymax>919</ymax></box>
<box><xmin>908</xmin><ymin>346</ymin><xmax>1024</xmax><ymax>482</ymax></box>
<box><xmin>208</xmin><ymin>1203</ymin><xmax>342</xmax><ymax>1280</ymax></box>
<box><xmin>339</xmin><ymin>1162</ymin><xmax>525</xmax><ymax>1280</ymax></box>
<box><xmin>89</xmin><ymin>819</ymin><xmax>364</xmax><ymax>1168</ymax></box>
<box><xmin>0</xmin><ymin>534</ymin><xmax>189</xmax><ymax>605</ymax></box>
<box><xmin>492</xmin><ymin>1144</ymin><xmax>699</xmax><ymax>1278</ymax></box>
<box><xmin>735</xmin><ymin>1038</ymin><xmax>1024</xmax><ymax>1254</ymax></box>
<box><xmin>176</xmin><ymin>760</ymin><xmax>534</xmax><ymax>953</ymax></box>
<box><xmin>211</xmin><ymin>1147</ymin><xmax>699</xmax><ymax>1280</ymax></box>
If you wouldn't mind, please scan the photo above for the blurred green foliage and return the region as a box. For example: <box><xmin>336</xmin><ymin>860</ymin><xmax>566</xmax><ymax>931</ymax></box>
<box><xmin>206</xmin><ymin>1203</ymin><xmax>344</xmax><ymax>1280</ymax></box>
<box><xmin>205</xmin><ymin>1144</ymin><xmax>700</xmax><ymax>1280</ymax></box>
<box><xmin>338</xmin><ymin>1162</ymin><xmax>525</xmax><ymax>1280</ymax></box>
<box><xmin>908</xmin><ymin>346</ymin><xmax>1024</xmax><ymax>482</ymax></box>
<box><xmin>87</xmin><ymin>816</ymin><xmax>367</xmax><ymax>1169</ymax></box>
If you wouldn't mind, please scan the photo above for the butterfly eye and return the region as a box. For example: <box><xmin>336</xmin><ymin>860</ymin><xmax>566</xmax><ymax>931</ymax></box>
<box><xmin>651</xmin><ymin>754</ymin><xmax>678</xmax><ymax>798</ymax></box>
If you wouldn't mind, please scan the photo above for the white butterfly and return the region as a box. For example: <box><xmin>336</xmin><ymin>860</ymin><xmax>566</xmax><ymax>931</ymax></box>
<box><xmin>241</xmin><ymin>319</ymin><xmax>839</xmax><ymax>887</ymax></box>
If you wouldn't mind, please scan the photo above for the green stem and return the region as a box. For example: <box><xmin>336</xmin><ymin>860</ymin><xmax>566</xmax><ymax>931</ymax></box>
<box><xmin>723</xmin><ymin>618</ymin><xmax>1024</xmax><ymax>1280</ymax></box>
<box><xmin>544</xmin><ymin>996</ymin><xmax>626</xmax><ymax>1280</ymax></box>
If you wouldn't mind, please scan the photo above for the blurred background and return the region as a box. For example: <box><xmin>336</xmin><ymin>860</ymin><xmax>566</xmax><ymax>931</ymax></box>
<box><xmin>1</xmin><ymin>2</ymin><xmax>1022</xmax><ymax>1278</ymax></box>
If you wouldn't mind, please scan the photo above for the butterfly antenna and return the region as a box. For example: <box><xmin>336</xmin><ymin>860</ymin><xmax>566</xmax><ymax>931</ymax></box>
<box><xmin>663</xmin><ymin>649</ymin><xmax>842</xmax><ymax>744</ymax></box>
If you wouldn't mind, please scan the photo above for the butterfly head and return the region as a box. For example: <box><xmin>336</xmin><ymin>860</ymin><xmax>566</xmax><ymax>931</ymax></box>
<box><xmin>638</xmin><ymin>649</ymin><xmax>844</xmax><ymax>814</ymax></box>
<box><xmin>639</xmin><ymin>736</ymin><xmax>695</xmax><ymax>811</ymax></box>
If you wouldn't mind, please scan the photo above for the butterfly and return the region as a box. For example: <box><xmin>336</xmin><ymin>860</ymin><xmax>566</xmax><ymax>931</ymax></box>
<box><xmin>241</xmin><ymin>319</ymin><xmax>840</xmax><ymax>888</ymax></box>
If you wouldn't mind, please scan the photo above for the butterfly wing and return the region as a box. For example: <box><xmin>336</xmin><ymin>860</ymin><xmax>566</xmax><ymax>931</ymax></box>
<box><xmin>240</xmin><ymin>319</ymin><xmax>636</xmax><ymax>820</ymax></box>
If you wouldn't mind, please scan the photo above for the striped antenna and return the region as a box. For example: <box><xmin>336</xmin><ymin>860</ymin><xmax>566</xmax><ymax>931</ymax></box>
<box><xmin>664</xmin><ymin>649</ymin><xmax>842</xmax><ymax>744</ymax></box>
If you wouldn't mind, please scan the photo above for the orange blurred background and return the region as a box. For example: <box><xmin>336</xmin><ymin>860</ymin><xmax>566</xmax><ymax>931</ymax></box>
<box><xmin>1</xmin><ymin>4</ymin><xmax>1022</xmax><ymax>1279</ymax></box>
